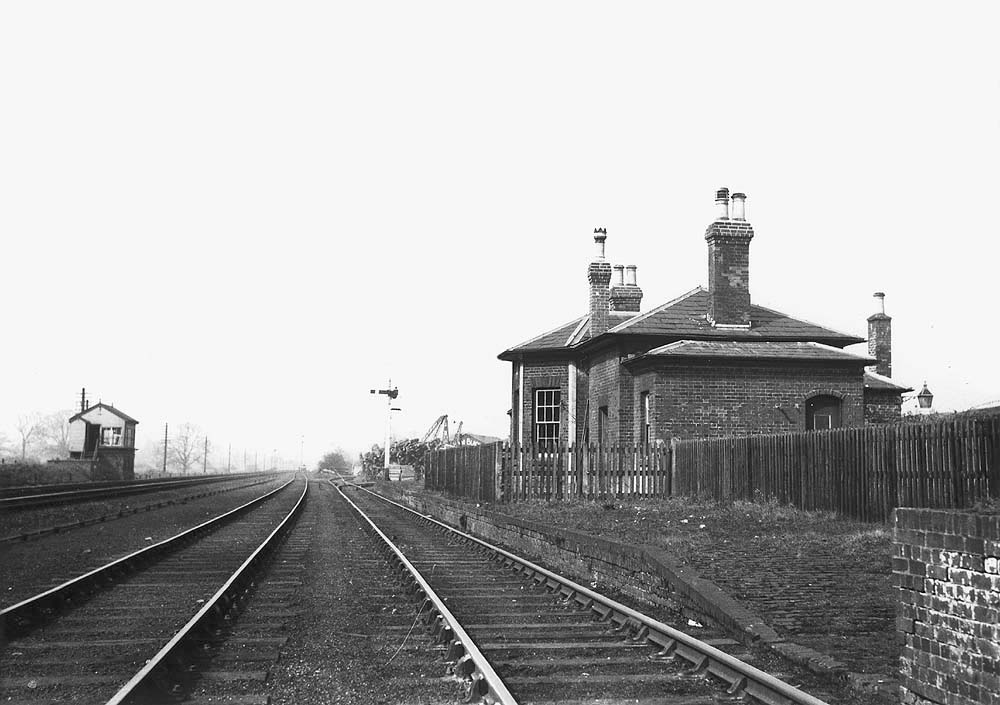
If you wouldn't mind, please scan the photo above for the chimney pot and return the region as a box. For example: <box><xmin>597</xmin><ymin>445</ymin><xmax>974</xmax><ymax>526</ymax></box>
<box><xmin>612</xmin><ymin>265</ymin><xmax>624</xmax><ymax>287</ymax></box>
<box><xmin>731</xmin><ymin>192</ymin><xmax>747</xmax><ymax>221</ymax></box>
<box><xmin>715</xmin><ymin>187</ymin><xmax>730</xmax><ymax>220</ymax></box>
<box><xmin>873</xmin><ymin>291</ymin><xmax>886</xmax><ymax>314</ymax></box>
<box><xmin>593</xmin><ymin>227</ymin><xmax>607</xmax><ymax>260</ymax></box>
<box><xmin>625</xmin><ymin>265</ymin><xmax>637</xmax><ymax>286</ymax></box>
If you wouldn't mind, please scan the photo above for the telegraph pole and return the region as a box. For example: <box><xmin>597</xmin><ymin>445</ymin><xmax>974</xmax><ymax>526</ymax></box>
<box><xmin>370</xmin><ymin>380</ymin><xmax>399</xmax><ymax>481</ymax></box>
<box><xmin>203</xmin><ymin>437</ymin><xmax>209</xmax><ymax>474</ymax></box>
<box><xmin>162</xmin><ymin>423</ymin><xmax>168</xmax><ymax>475</ymax></box>
<box><xmin>227</xmin><ymin>444</ymin><xmax>232</xmax><ymax>474</ymax></box>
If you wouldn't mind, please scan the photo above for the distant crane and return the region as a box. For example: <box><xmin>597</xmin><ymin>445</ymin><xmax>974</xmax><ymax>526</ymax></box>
<box><xmin>422</xmin><ymin>415</ymin><xmax>451</xmax><ymax>444</ymax></box>
<box><xmin>422</xmin><ymin>415</ymin><xmax>477</xmax><ymax>447</ymax></box>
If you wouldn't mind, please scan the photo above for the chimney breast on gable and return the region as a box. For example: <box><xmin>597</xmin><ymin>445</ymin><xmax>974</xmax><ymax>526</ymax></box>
<box><xmin>867</xmin><ymin>292</ymin><xmax>892</xmax><ymax>377</ymax></box>
<box><xmin>705</xmin><ymin>189</ymin><xmax>754</xmax><ymax>327</ymax></box>
<box><xmin>588</xmin><ymin>228</ymin><xmax>613</xmax><ymax>336</ymax></box>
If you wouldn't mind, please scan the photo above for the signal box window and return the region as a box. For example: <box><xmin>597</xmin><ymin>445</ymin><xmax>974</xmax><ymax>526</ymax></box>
<box><xmin>101</xmin><ymin>427</ymin><xmax>123</xmax><ymax>447</ymax></box>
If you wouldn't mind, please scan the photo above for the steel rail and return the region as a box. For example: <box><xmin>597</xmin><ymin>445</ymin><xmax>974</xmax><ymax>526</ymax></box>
<box><xmin>0</xmin><ymin>474</ymin><xmax>278</xmax><ymax>510</ymax></box>
<box><xmin>354</xmin><ymin>484</ymin><xmax>831</xmax><ymax>705</ymax></box>
<box><xmin>332</xmin><ymin>481</ymin><xmax>518</xmax><ymax>705</ymax></box>
<box><xmin>1</xmin><ymin>477</ymin><xmax>296</xmax><ymax>640</ymax></box>
<box><xmin>104</xmin><ymin>479</ymin><xmax>309</xmax><ymax>705</ymax></box>
<box><xmin>0</xmin><ymin>473</ymin><xmax>274</xmax><ymax>500</ymax></box>
<box><xmin>0</xmin><ymin>476</ymin><xmax>279</xmax><ymax>545</ymax></box>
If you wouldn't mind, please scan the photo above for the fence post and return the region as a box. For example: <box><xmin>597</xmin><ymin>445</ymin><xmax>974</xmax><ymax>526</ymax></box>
<box><xmin>987</xmin><ymin>416</ymin><xmax>1000</xmax><ymax>500</ymax></box>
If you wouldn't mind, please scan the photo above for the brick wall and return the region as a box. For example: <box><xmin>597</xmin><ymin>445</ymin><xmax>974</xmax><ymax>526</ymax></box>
<box><xmin>520</xmin><ymin>362</ymin><xmax>569</xmax><ymax>444</ymax></box>
<box><xmin>636</xmin><ymin>361</ymin><xmax>864</xmax><ymax>439</ymax></box>
<box><xmin>588</xmin><ymin>260</ymin><xmax>612</xmax><ymax>336</ymax></box>
<box><xmin>706</xmin><ymin>220</ymin><xmax>754</xmax><ymax>326</ymax></box>
<box><xmin>894</xmin><ymin>508</ymin><xmax>1000</xmax><ymax>705</ymax></box>
<box><xmin>865</xmin><ymin>388</ymin><xmax>904</xmax><ymax>425</ymax></box>
<box><xmin>94</xmin><ymin>448</ymin><xmax>135</xmax><ymax>481</ymax></box>
<box><xmin>618</xmin><ymin>360</ymin><xmax>637</xmax><ymax>445</ymax></box>
<box><xmin>868</xmin><ymin>313</ymin><xmax>892</xmax><ymax>377</ymax></box>
<box><xmin>587</xmin><ymin>349</ymin><xmax>619</xmax><ymax>444</ymax></box>
<box><xmin>574</xmin><ymin>364</ymin><xmax>589</xmax><ymax>444</ymax></box>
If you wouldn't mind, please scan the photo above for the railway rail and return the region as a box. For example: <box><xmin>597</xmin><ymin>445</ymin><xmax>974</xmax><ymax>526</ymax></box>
<box><xmin>0</xmin><ymin>472</ymin><xmax>279</xmax><ymax>510</ymax></box>
<box><xmin>0</xmin><ymin>474</ymin><xmax>282</xmax><ymax>544</ymax></box>
<box><xmin>0</xmin><ymin>475</ymin><xmax>307</xmax><ymax>704</ymax></box>
<box><xmin>334</xmin><ymin>478</ymin><xmax>836</xmax><ymax>705</ymax></box>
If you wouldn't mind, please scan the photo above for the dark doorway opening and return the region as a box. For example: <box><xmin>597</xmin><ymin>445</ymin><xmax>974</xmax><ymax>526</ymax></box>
<box><xmin>806</xmin><ymin>395</ymin><xmax>842</xmax><ymax>430</ymax></box>
<box><xmin>84</xmin><ymin>424</ymin><xmax>99</xmax><ymax>456</ymax></box>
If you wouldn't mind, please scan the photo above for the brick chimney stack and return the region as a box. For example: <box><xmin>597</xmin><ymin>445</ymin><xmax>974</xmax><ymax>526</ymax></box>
<box><xmin>588</xmin><ymin>228</ymin><xmax>612</xmax><ymax>336</ymax></box>
<box><xmin>867</xmin><ymin>292</ymin><xmax>892</xmax><ymax>377</ymax></box>
<box><xmin>705</xmin><ymin>188</ymin><xmax>754</xmax><ymax>327</ymax></box>
<box><xmin>611</xmin><ymin>264</ymin><xmax>642</xmax><ymax>312</ymax></box>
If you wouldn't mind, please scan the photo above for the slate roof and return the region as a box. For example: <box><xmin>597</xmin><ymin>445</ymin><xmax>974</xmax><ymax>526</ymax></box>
<box><xmin>500</xmin><ymin>286</ymin><xmax>864</xmax><ymax>359</ymax></box>
<box><xmin>610</xmin><ymin>288</ymin><xmax>864</xmax><ymax>344</ymax></box>
<box><xmin>68</xmin><ymin>403</ymin><xmax>139</xmax><ymax>424</ymax></box>
<box><xmin>864</xmin><ymin>371</ymin><xmax>913</xmax><ymax>393</ymax></box>
<box><xmin>503</xmin><ymin>311</ymin><xmax>638</xmax><ymax>354</ymax></box>
<box><xmin>632</xmin><ymin>340</ymin><xmax>876</xmax><ymax>364</ymax></box>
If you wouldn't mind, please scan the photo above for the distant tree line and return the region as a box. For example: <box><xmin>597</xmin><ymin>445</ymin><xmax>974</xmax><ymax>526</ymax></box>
<box><xmin>0</xmin><ymin>410</ymin><xmax>74</xmax><ymax>462</ymax></box>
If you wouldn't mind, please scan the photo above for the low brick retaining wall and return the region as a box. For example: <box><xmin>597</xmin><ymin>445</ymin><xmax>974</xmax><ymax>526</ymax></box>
<box><xmin>894</xmin><ymin>508</ymin><xmax>1000</xmax><ymax>705</ymax></box>
<box><xmin>390</xmin><ymin>490</ymin><xmax>853</xmax><ymax>675</ymax></box>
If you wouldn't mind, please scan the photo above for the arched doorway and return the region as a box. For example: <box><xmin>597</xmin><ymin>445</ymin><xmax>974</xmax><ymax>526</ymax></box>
<box><xmin>806</xmin><ymin>395</ymin><xmax>842</xmax><ymax>430</ymax></box>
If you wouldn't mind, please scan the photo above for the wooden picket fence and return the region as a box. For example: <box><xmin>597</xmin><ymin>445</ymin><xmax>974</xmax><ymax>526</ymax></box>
<box><xmin>424</xmin><ymin>442</ymin><xmax>672</xmax><ymax>503</ymax></box>
<box><xmin>673</xmin><ymin>414</ymin><xmax>1000</xmax><ymax>521</ymax></box>
<box><xmin>424</xmin><ymin>414</ymin><xmax>1000</xmax><ymax>521</ymax></box>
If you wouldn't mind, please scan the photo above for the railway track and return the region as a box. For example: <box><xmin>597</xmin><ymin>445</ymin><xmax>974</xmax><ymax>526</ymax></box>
<box><xmin>335</xmin><ymin>479</ymin><xmax>837</xmax><ymax>705</ymax></box>
<box><xmin>1</xmin><ymin>474</ymin><xmax>282</xmax><ymax>545</ymax></box>
<box><xmin>0</xmin><ymin>476</ymin><xmax>307</xmax><ymax>704</ymax></box>
<box><xmin>0</xmin><ymin>473</ymin><xmax>276</xmax><ymax>510</ymax></box>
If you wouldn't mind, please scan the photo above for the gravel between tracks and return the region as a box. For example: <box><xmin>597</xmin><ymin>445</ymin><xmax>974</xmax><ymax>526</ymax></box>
<box><xmin>1</xmin><ymin>477</ymin><xmax>290</xmax><ymax>609</ymax></box>
<box><xmin>267</xmin><ymin>479</ymin><xmax>458</xmax><ymax>704</ymax></box>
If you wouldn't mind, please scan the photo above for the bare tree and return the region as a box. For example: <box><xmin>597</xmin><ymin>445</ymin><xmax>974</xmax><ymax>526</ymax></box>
<box><xmin>169</xmin><ymin>423</ymin><xmax>204</xmax><ymax>474</ymax></box>
<box><xmin>0</xmin><ymin>430</ymin><xmax>13</xmax><ymax>460</ymax></box>
<box><xmin>15</xmin><ymin>413</ymin><xmax>44</xmax><ymax>461</ymax></box>
<box><xmin>40</xmin><ymin>410</ymin><xmax>74</xmax><ymax>459</ymax></box>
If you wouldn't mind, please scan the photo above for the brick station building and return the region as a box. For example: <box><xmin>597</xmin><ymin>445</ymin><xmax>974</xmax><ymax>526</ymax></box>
<box><xmin>499</xmin><ymin>188</ymin><xmax>912</xmax><ymax>447</ymax></box>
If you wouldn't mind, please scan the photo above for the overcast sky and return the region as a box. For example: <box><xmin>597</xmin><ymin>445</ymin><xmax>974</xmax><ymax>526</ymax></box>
<box><xmin>2</xmin><ymin>2</ymin><xmax>998</xmax><ymax>466</ymax></box>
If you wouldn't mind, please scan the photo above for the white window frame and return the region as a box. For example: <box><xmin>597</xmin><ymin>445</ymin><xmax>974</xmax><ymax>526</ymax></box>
<box><xmin>101</xmin><ymin>426</ymin><xmax>123</xmax><ymax>447</ymax></box>
<box><xmin>534</xmin><ymin>388</ymin><xmax>561</xmax><ymax>445</ymax></box>
<box><xmin>641</xmin><ymin>392</ymin><xmax>651</xmax><ymax>445</ymax></box>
